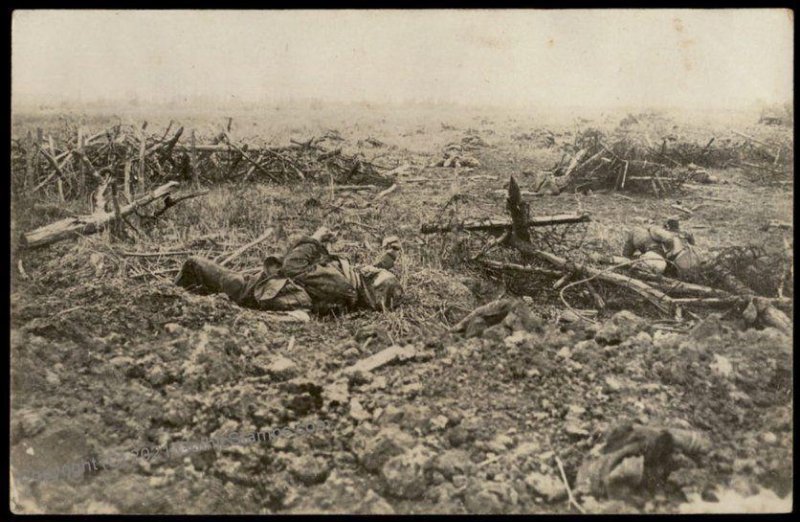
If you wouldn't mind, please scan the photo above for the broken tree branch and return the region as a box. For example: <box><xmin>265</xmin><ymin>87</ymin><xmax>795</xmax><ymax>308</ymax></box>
<box><xmin>151</xmin><ymin>190</ymin><xmax>210</xmax><ymax>218</ymax></box>
<box><xmin>22</xmin><ymin>181</ymin><xmax>181</xmax><ymax>249</ymax></box>
<box><xmin>216</xmin><ymin>228</ymin><xmax>275</xmax><ymax>267</ymax></box>
<box><xmin>476</xmin><ymin>259</ymin><xmax>563</xmax><ymax>278</ymax></box>
<box><xmin>333</xmin><ymin>184</ymin><xmax>378</xmax><ymax>191</ymax></box>
<box><xmin>420</xmin><ymin>213</ymin><xmax>590</xmax><ymax>235</ymax></box>
<box><xmin>376</xmin><ymin>184</ymin><xmax>399</xmax><ymax>199</ymax></box>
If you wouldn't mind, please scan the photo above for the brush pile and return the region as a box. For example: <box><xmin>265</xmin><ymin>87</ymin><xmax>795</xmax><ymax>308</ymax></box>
<box><xmin>538</xmin><ymin>121</ymin><xmax>793</xmax><ymax>195</ymax></box>
<box><xmin>425</xmin><ymin>177</ymin><xmax>792</xmax><ymax>334</ymax></box>
<box><xmin>11</xmin><ymin>121</ymin><xmax>391</xmax><ymax>205</ymax></box>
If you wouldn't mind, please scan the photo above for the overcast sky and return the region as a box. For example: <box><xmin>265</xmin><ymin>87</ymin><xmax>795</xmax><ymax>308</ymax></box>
<box><xmin>12</xmin><ymin>9</ymin><xmax>794</xmax><ymax>109</ymax></box>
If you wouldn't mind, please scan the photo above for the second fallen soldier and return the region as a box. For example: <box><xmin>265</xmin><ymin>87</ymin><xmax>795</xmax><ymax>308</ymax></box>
<box><xmin>175</xmin><ymin>227</ymin><xmax>403</xmax><ymax>313</ymax></box>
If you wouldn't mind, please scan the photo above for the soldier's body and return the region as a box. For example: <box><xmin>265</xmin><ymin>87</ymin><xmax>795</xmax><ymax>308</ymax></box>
<box><xmin>175</xmin><ymin>227</ymin><xmax>403</xmax><ymax>313</ymax></box>
<box><xmin>622</xmin><ymin>218</ymin><xmax>703</xmax><ymax>277</ymax></box>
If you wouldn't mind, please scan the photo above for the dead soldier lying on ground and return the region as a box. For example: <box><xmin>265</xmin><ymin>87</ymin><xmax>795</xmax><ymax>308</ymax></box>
<box><xmin>621</xmin><ymin>217</ymin><xmax>774</xmax><ymax>289</ymax></box>
<box><xmin>621</xmin><ymin>217</ymin><xmax>703</xmax><ymax>277</ymax></box>
<box><xmin>175</xmin><ymin>227</ymin><xmax>403</xmax><ymax>313</ymax></box>
<box><xmin>610</xmin><ymin>217</ymin><xmax>790</xmax><ymax>334</ymax></box>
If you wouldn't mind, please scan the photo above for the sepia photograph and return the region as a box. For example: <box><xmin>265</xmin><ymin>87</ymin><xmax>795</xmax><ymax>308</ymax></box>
<box><xmin>9</xmin><ymin>8</ymin><xmax>793</xmax><ymax>514</ymax></box>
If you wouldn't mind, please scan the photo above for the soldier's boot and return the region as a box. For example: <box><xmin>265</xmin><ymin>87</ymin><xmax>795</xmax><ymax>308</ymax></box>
<box><xmin>175</xmin><ymin>257</ymin><xmax>248</xmax><ymax>304</ymax></box>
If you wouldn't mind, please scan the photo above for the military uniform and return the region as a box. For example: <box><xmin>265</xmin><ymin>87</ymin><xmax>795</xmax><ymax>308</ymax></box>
<box><xmin>175</xmin><ymin>234</ymin><xmax>402</xmax><ymax>313</ymax></box>
<box><xmin>622</xmin><ymin>221</ymin><xmax>702</xmax><ymax>276</ymax></box>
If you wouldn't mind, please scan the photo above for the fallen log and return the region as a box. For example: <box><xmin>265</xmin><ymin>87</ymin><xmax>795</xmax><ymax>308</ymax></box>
<box><xmin>476</xmin><ymin>259</ymin><xmax>563</xmax><ymax>278</ymax></box>
<box><xmin>333</xmin><ymin>185</ymin><xmax>378</xmax><ymax>191</ymax></box>
<box><xmin>638</xmin><ymin>274</ymin><xmax>731</xmax><ymax>298</ymax></box>
<box><xmin>491</xmin><ymin>189</ymin><xmax>549</xmax><ymax>198</ymax></box>
<box><xmin>420</xmin><ymin>213</ymin><xmax>590</xmax><ymax>234</ymax></box>
<box><xmin>672</xmin><ymin>296</ymin><xmax>792</xmax><ymax>306</ymax></box>
<box><xmin>406</xmin><ymin>175</ymin><xmax>497</xmax><ymax>183</ymax></box>
<box><xmin>120</xmin><ymin>250</ymin><xmax>200</xmax><ymax>257</ymax></box>
<box><xmin>590</xmin><ymin>255</ymin><xmax>732</xmax><ymax>298</ymax></box>
<box><xmin>22</xmin><ymin>181</ymin><xmax>181</xmax><ymax>249</ymax></box>
<box><xmin>531</xmin><ymin>248</ymin><xmax>675</xmax><ymax>315</ymax></box>
<box><xmin>152</xmin><ymin>126</ymin><xmax>184</xmax><ymax>158</ymax></box>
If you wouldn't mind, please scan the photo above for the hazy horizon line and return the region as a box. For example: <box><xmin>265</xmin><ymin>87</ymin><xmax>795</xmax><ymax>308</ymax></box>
<box><xmin>12</xmin><ymin>95</ymin><xmax>789</xmax><ymax>113</ymax></box>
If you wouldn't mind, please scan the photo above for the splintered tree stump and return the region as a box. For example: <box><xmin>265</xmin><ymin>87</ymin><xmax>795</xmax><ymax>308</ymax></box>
<box><xmin>506</xmin><ymin>176</ymin><xmax>531</xmax><ymax>243</ymax></box>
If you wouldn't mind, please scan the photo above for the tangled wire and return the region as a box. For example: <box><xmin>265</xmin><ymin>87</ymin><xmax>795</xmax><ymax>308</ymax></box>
<box><xmin>703</xmin><ymin>245</ymin><xmax>789</xmax><ymax>297</ymax></box>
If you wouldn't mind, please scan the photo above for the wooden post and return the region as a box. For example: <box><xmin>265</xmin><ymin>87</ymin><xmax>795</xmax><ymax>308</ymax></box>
<box><xmin>77</xmin><ymin>127</ymin><xmax>86</xmax><ymax>197</ymax></box>
<box><xmin>110</xmin><ymin>182</ymin><xmax>125</xmax><ymax>239</ymax></box>
<box><xmin>35</xmin><ymin>127</ymin><xmax>43</xmax><ymax>182</ymax></box>
<box><xmin>49</xmin><ymin>135</ymin><xmax>64</xmax><ymax>203</ymax></box>
<box><xmin>190</xmin><ymin>129</ymin><xmax>198</xmax><ymax>188</ymax></box>
<box><xmin>123</xmin><ymin>161</ymin><xmax>132</xmax><ymax>203</ymax></box>
<box><xmin>138</xmin><ymin>122</ymin><xmax>148</xmax><ymax>194</ymax></box>
<box><xmin>24</xmin><ymin>130</ymin><xmax>35</xmax><ymax>192</ymax></box>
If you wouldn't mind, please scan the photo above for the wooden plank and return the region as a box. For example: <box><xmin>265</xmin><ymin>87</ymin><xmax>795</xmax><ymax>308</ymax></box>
<box><xmin>138</xmin><ymin>122</ymin><xmax>147</xmax><ymax>194</ymax></box>
<box><xmin>340</xmin><ymin>344</ymin><xmax>418</xmax><ymax>376</ymax></box>
<box><xmin>123</xmin><ymin>161</ymin><xmax>132</xmax><ymax>203</ymax></box>
<box><xmin>35</xmin><ymin>128</ymin><xmax>43</xmax><ymax>187</ymax></box>
<box><xmin>49</xmin><ymin>135</ymin><xmax>65</xmax><ymax>203</ymax></box>
<box><xmin>77</xmin><ymin>127</ymin><xmax>86</xmax><ymax>196</ymax></box>
<box><xmin>421</xmin><ymin>213</ymin><xmax>590</xmax><ymax>234</ymax></box>
<box><xmin>24</xmin><ymin>131</ymin><xmax>35</xmax><ymax>191</ymax></box>
<box><xmin>190</xmin><ymin>129</ymin><xmax>198</xmax><ymax>188</ymax></box>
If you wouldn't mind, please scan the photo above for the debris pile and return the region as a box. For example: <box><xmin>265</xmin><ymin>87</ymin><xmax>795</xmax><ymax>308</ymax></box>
<box><xmin>428</xmin><ymin>134</ymin><xmax>490</xmax><ymax>169</ymax></box>
<box><xmin>534</xmin><ymin>125</ymin><xmax>793</xmax><ymax>195</ymax></box>
<box><xmin>425</xmin><ymin>177</ymin><xmax>792</xmax><ymax>334</ymax></box>
<box><xmin>11</xmin><ymin>121</ymin><xmax>391</xmax><ymax>204</ymax></box>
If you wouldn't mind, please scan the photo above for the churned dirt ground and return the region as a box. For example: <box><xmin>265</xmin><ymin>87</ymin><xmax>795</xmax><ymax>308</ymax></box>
<box><xmin>9</xmin><ymin>106</ymin><xmax>793</xmax><ymax>513</ymax></box>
